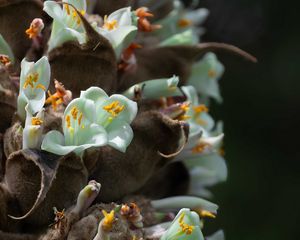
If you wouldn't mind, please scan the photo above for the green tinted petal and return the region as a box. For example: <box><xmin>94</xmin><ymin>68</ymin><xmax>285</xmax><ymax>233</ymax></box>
<box><xmin>41</xmin><ymin>130</ymin><xmax>78</xmax><ymax>155</ymax></box>
<box><xmin>159</xmin><ymin>29</ymin><xmax>198</xmax><ymax>46</ymax></box>
<box><xmin>80</xmin><ymin>86</ymin><xmax>108</xmax><ymax>104</ymax></box>
<box><xmin>123</xmin><ymin>76</ymin><xmax>182</xmax><ymax>99</ymax></box>
<box><xmin>106</xmin><ymin>120</ymin><xmax>133</xmax><ymax>152</ymax></box>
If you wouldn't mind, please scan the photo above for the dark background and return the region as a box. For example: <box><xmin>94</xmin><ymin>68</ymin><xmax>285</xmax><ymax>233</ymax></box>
<box><xmin>185</xmin><ymin>0</ymin><xmax>299</xmax><ymax>239</ymax></box>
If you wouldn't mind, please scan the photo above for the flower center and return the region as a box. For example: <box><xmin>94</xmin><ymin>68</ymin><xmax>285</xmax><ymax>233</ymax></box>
<box><xmin>65</xmin><ymin>106</ymin><xmax>85</xmax><ymax>131</ymax></box>
<box><xmin>192</xmin><ymin>142</ymin><xmax>210</xmax><ymax>154</ymax></box>
<box><xmin>103</xmin><ymin>101</ymin><xmax>125</xmax><ymax>117</ymax></box>
<box><xmin>23</xmin><ymin>72</ymin><xmax>44</xmax><ymax>90</ymax></box>
<box><xmin>31</xmin><ymin>117</ymin><xmax>43</xmax><ymax>126</ymax></box>
<box><xmin>193</xmin><ymin>104</ymin><xmax>208</xmax><ymax>125</ymax></box>
<box><xmin>178</xmin><ymin>213</ymin><xmax>194</xmax><ymax>235</ymax></box>
<box><xmin>208</xmin><ymin>69</ymin><xmax>217</xmax><ymax>78</ymax></box>
<box><xmin>103</xmin><ymin>15</ymin><xmax>118</xmax><ymax>30</ymax></box>
<box><xmin>178</xmin><ymin>18</ymin><xmax>192</xmax><ymax>28</ymax></box>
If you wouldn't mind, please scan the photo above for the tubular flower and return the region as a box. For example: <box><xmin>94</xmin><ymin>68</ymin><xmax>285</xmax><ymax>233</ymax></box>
<box><xmin>25</xmin><ymin>18</ymin><xmax>44</xmax><ymax>39</ymax></box>
<box><xmin>17</xmin><ymin>56</ymin><xmax>50</xmax><ymax>120</ymax></box>
<box><xmin>45</xmin><ymin>80</ymin><xmax>72</xmax><ymax>110</ymax></box>
<box><xmin>123</xmin><ymin>75</ymin><xmax>183</xmax><ymax>100</ymax></box>
<box><xmin>187</xmin><ymin>53</ymin><xmax>225</xmax><ymax>103</ymax></box>
<box><xmin>161</xmin><ymin>208</ymin><xmax>204</xmax><ymax>240</ymax></box>
<box><xmin>95</xmin><ymin>7</ymin><xmax>138</xmax><ymax>57</ymax></box>
<box><xmin>0</xmin><ymin>34</ymin><xmax>14</xmax><ymax>65</ymax></box>
<box><xmin>135</xmin><ymin>7</ymin><xmax>161</xmax><ymax>32</ymax></box>
<box><xmin>22</xmin><ymin>107</ymin><xmax>45</xmax><ymax>150</ymax></box>
<box><xmin>43</xmin><ymin>0</ymin><xmax>87</xmax><ymax>51</ymax></box>
<box><xmin>73</xmin><ymin>180</ymin><xmax>101</xmax><ymax>214</ymax></box>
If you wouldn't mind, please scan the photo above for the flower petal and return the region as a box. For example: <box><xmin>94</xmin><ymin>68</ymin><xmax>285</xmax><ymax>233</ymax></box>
<box><xmin>0</xmin><ymin>34</ymin><xmax>14</xmax><ymax>63</ymax></box>
<box><xmin>106</xmin><ymin>120</ymin><xmax>133</xmax><ymax>152</ymax></box>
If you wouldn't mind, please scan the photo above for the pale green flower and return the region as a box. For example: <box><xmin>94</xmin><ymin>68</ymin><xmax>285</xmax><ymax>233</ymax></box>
<box><xmin>96</xmin><ymin>7</ymin><xmax>137</xmax><ymax>57</ymax></box>
<box><xmin>41</xmin><ymin>97</ymin><xmax>108</xmax><ymax>156</ymax></box>
<box><xmin>18</xmin><ymin>56</ymin><xmax>50</xmax><ymax>120</ymax></box>
<box><xmin>159</xmin><ymin>29</ymin><xmax>198</xmax><ymax>47</ymax></box>
<box><xmin>80</xmin><ymin>87</ymin><xmax>138</xmax><ymax>152</ymax></box>
<box><xmin>187</xmin><ymin>53</ymin><xmax>225</xmax><ymax>102</ymax></box>
<box><xmin>185</xmin><ymin>153</ymin><xmax>228</xmax><ymax>198</ymax></box>
<box><xmin>42</xmin><ymin>87</ymin><xmax>138</xmax><ymax>155</ymax></box>
<box><xmin>0</xmin><ymin>34</ymin><xmax>14</xmax><ymax>64</ymax></box>
<box><xmin>161</xmin><ymin>208</ymin><xmax>204</xmax><ymax>240</ymax></box>
<box><xmin>181</xmin><ymin>85</ymin><xmax>215</xmax><ymax>140</ymax></box>
<box><xmin>155</xmin><ymin>0</ymin><xmax>209</xmax><ymax>44</ymax></box>
<box><xmin>44</xmin><ymin>0</ymin><xmax>87</xmax><ymax>51</ymax></box>
<box><xmin>123</xmin><ymin>76</ymin><xmax>182</xmax><ymax>99</ymax></box>
<box><xmin>22</xmin><ymin>107</ymin><xmax>44</xmax><ymax>150</ymax></box>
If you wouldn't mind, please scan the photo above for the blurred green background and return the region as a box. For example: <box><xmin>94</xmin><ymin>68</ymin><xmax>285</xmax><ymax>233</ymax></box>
<box><xmin>187</xmin><ymin>0</ymin><xmax>299</xmax><ymax>239</ymax></box>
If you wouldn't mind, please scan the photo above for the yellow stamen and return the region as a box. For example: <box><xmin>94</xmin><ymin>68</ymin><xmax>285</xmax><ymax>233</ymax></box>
<box><xmin>102</xmin><ymin>210</ymin><xmax>115</xmax><ymax>231</ymax></box>
<box><xmin>178</xmin><ymin>18</ymin><xmax>192</xmax><ymax>28</ymax></box>
<box><xmin>192</xmin><ymin>142</ymin><xmax>210</xmax><ymax>154</ymax></box>
<box><xmin>78</xmin><ymin>112</ymin><xmax>83</xmax><ymax>125</ymax></box>
<box><xmin>103</xmin><ymin>101</ymin><xmax>125</xmax><ymax>117</ymax></box>
<box><xmin>208</xmin><ymin>69</ymin><xmax>217</xmax><ymax>78</ymax></box>
<box><xmin>23</xmin><ymin>72</ymin><xmax>39</xmax><ymax>89</ymax></box>
<box><xmin>178</xmin><ymin>213</ymin><xmax>194</xmax><ymax>235</ymax></box>
<box><xmin>193</xmin><ymin>105</ymin><xmax>208</xmax><ymax>114</ymax></box>
<box><xmin>66</xmin><ymin>115</ymin><xmax>71</xmax><ymax>128</ymax></box>
<box><xmin>103</xmin><ymin>15</ymin><xmax>118</xmax><ymax>30</ymax></box>
<box><xmin>36</xmin><ymin>83</ymin><xmax>46</xmax><ymax>91</ymax></box>
<box><xmin>71</xmin><ymin>106</ymin><xmax>78</xmax><ymax>120</ymax></box>
<box><xmin>65</xmin><ymin>5</ymin><xmax>70</xmax><ymax>15</ymax></box>
<box><xmin>31</xmin><ymin>117</ymin><xmax>43</xmax><ymax>126</ymax></box>
<box><xmin>194</xmin><ymin>209</ymin><xmax>216</xmax><ymax>219</ymax></box>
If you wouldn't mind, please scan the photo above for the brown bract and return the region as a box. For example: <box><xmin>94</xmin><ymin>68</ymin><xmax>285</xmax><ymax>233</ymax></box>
<box><xmin>4</xmin><ymin>149</ymin><xmax>87</xmax><ymax>230</ymax></box>
<box><xmin>48</xmin><ymin>6</ymin><xmax>118</xmax><ymax>97</ymax></box>
<box><xmin>0</xmin><ymin>66</ymin><xmax>17</xmax><ymax>133</ymax></box>
<box><xmin>0</xmin><ymin>0</ymin><xmax>43</xmax><ymax>62</ymax></box>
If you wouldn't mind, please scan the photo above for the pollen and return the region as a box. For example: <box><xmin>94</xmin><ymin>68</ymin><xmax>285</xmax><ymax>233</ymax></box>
<box><xmin>193</xmin><ymin>104</ymin><xmax>208</xmax><ymax>114</ymax></box>
<box><xmin>71</xmin><ymin>106</ymin><xmax>79</xmax><ymax>120</ymax></box>
<box><xmin>178</xmin><ymin>213</ymin><xmax>194</xmax><ymax>235</ymax></box>
<box><xmin>66</xmin><ymin>115</ymin><xmax>71</xmax><ymax>128</ymax></box>
<box><xmin>78</xmin><ymin>112</ymin><xmax>83</xmax><ymax>125</ymax></box>
<box><xmin>31</xmin><ymin>117</ymin><xmax>43</xmax><ymax>126</ymax></box>
<box><xmin>45</xmin><ymin>80</ymin><xmax>69</xmax><ymax>111</ymax></box>
<box><xmin>25</xmin><ymin>18</ymin><xmax>44</xmax><ymax>39</ymax></box>
<box><xmin>102</xmin><ymin>210</ymin><xmax>115</xmax><ymax>231</ymax></box>
<box><xmin>36</xmin><ymin>83</ymin><xmax>46</xmax><ymax>91</ymax></box>
<box><xmin>178</xmin><ymin>18</ymin><xmax>192</xmax><ymax>28</ymax></box>
<box><xmin>194</xmin><ymin>209</ymin><xmax>216</xmax><ymax>219</ymax></box>
<box><xmin>103</xmin><ymin>101</ymin><xmax>125</xmax><ymax>117</ymax></box>
<box><xmin>23</xmin><ymin>72</ymin><xmax>39</xmax><ymax>89</ymax></box>
<box><xmin>208</xmin><ymin>69</ymin><xmax>217</xmax><ymax>78</ymax></box>
<box><xmin>0</xmin><ymin>54</ymin><xmax>11</xmax><ymax>66</ymax></box>
<box><xmin>103</xmin><ymin>15</ymin><xmax>118</xmax><ymax>30</ymax></box>
<box><xmin>192</xmin><ymin>142</ymin><xmax>210</xmax><ymax>154</ymax></box>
